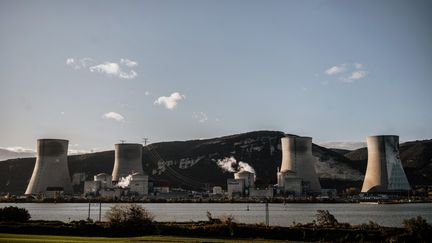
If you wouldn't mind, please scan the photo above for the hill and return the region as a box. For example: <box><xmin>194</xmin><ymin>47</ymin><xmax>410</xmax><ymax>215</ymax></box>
<box><xmin>0</xmin><ymin>131</ymin><xmax>430</xmax><ymax>195</ymax></box>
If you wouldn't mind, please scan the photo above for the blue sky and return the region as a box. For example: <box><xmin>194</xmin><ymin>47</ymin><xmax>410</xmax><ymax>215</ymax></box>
<box><xmin>0</xmin><ymin>0</ymin><xmax>431</xmax><ymax>152</ymax></box>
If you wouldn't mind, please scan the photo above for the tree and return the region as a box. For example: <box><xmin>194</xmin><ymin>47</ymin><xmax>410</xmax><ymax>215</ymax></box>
<box><xmin>0</xmin><ymin>206</ymin><xmax>31</xmax><ymax>222</ymax></box>
<box><xmin>315</xmin><ymin>210</ymin><xmax>338</xmax><ymax>226</ymax></box>
<box><xmin>403</xmin><ymin>216</ymin><xmax>431</xmax><ymax>240</ymax></box>
<box><xmin>105</xmin><ymin>204</ymin><xmax>154</xmax><ymax>228</ymax></box>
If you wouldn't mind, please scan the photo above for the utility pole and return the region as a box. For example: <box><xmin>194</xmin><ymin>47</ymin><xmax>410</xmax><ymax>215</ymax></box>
<box><xmin>87</xmin><ymin>202</ymin><xmax>91</xmax><ymax>221</ymax></box>
<box><xmin>99</xmin><ymin>202</ymin><xmax>102</xmax><ymax>222</ymax></box>
<box><xmin>119</xmin><ymin>140</ymin><xmax>126</xmax><ymax>144</ymax></box>
<box><xmin>265</xmin><ymin>200</ymin><xmax>269</xmax><ymax>227</ymax></box>
<box><xmin>142</xmin><ymin>138</ymin><xmax>149</xmax><ymax>146</ymax></box>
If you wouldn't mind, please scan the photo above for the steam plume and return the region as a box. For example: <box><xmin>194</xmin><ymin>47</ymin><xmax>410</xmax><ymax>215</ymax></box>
<box><xmin>216</xmin><ymin>156</ymin><xmax>255</xmax><ymax>174</ymax></box>
<box><xmin>116</xmin><ymin>174</ymin><xmax>133</xmax><ymax>188</ymax></box>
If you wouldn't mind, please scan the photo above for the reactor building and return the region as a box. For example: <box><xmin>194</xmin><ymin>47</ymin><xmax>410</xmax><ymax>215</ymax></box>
<box><xmin>277</xmin><ymin>135</ymin><xmax>321</xmax><ymax>195</ymax></box>
<box><xmin>361</xmin><ymin>135</ymin><xmax>411</xmax><ymax>193</ymax></box>
<box><xmin>112</xmin><ymin>143</ymin><xmax>144</xmax><ymax>182</ymax></box>
<box><xmin>25</xmin><ymin>139</ymin><xmax>73</xmax><ymax>195</ymax></box>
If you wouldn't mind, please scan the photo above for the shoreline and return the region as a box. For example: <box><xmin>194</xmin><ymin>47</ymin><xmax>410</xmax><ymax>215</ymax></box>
<box><xmin>1</xmin><ymin>198</ymin><xmax>430</xmax><ymax>204</ymax></box>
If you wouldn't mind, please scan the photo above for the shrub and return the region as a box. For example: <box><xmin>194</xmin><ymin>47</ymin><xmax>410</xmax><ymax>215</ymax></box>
<box><xmin>0</xmin><ymin>206</ymin><xmax>31</xmax><ymax>222</ymax></box>
<box><xmin>105</xmin><ymin>204</ymin><xmax>154</xmax><ymax>228</ymax></box>
<box><xmin>206</xmin><ymin>211</ymin><xmax>221</xmax><ymax>224</ymax></box>
<box><xmin>315</xmin><ymin>210</ymin><xmax>338</xmax><ymax>226</ymax></box>
<box><xmin>402</xmin><ymin>216</ymin><xmax>431</xmax><ymax>240</ymax></box>
<box><xmin>219</xmin><ymin>214</ymin><xmax>236</xmax><ymax>225</ymax></box>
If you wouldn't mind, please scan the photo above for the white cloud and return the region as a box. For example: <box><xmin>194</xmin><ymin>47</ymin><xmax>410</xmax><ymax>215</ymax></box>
<box><xmin>325</xmin><ymin>64</ymin><xmax>346</xmax><ymax>75</ymax></box>
<box><xmin>90</xmin><ymin>62</ymin><xmax>120</xmax><ymax>75</ymax></box>
<box><xmin>121</xmin><ymin>58</ymin><xmax>138</xmax><ymax>67</ymax></box>
<box><xmin>102</xmin><ymin>112</ymin><xmax>125</xmax><ymax>121</ymax></box>
<box><xmin>67</xmin><ymin>58</ymin><xmax>138</xmax><ymax>79</ymax></box>
<box><xmin>119</xmin><ymin>70</ymin><xmax>137</xmax><ymax>79</ymax></box>
<box><xmin>68</xmin><ymin>148</ymin><xmax>97</xmax><ymax>155</ymax></box>
<box><xmin>347</xmin><ymin>70</ymin><xmax>367</xmax><ymax>81</ymax></box>
<box><xmin>193</xmin><ymin>112</ymin><xmax>208</xmax><ymax>123</ymax></box>
<box><xmin>66</xmin><ymin>57</ymin><xmax>93</xmax><ymax>70</ymax></box>
<box><xmin>154</xmin><ymin>92</ymin><xmax>186</xmax><ymax>110</ymax></box>
<box><xmin>317</xmin><ymin>141</ymin><xmax>366</xmax><ymax>150</ymax></box>
<box><xmin>325</xmin><ymin>63</ymin><xmax>368</xmax><ymax>83</ymax></box>
<box><xmin>145</xmin><ymin>91</ymin><xmax>150</xmax><ymax>96</ymax></box>
<box><xmin>2</xmin><ymin>146</ymin><xmax>35</xmax><ymax>153</ymax></box>
<box><xmin>354</xmin><ymin>63</ymin><xmax>363</xmax><ymax>69</ymax></box>
<box><xmin>66</xmin><ymin>58</ymin><xmax>74</xmax><ymax>65</ymax></box>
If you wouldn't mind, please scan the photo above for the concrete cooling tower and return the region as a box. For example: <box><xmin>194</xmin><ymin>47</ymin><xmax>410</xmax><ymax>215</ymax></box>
<box><xmin>25</xmin><ymin>139</ymin><xmax>73</xmax><ymax>195</ymax></box>
<box><xmin>361</xmin><ymin>135</ymin><xmax>411</xmax><ymax>193</ymax></box>
<box><xmin>278</xmin><ymin>136</ymin><xmax>321</xmax><ymax>193</ymax></box>
<box><xmin>112</xmin><ymin>143</ymin><xmax>143</xmax><ymax>182</ymax></box>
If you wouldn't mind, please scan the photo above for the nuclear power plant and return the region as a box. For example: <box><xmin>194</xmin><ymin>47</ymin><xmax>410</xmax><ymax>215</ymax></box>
<box><xmin>361</xmin><ymin>135</ymin><xmax>411</xmax><ymax>193</ymax></box>
<box><xmin>112</xmin><ymin>143</ymin><xmax>144</xmax><ymax>182</ymax></box>
<box><xmin>277</xmin><ymin>135</ymin><xmax>321</xmax><ymax>195</ymax></box>
<box><xmin>18</xmin><ymin>132</ymin><xmax>418</xmax><ymax>202</ymax></box>
<box><xmin>25</xmin><ymin>139</ymin><xmax>73</xmax><ymax>196</ymax></box>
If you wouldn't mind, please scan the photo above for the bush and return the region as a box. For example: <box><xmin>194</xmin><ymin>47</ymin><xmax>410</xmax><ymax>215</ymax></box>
<box><xmin>105</xmin><ymin>204</ymin><xmax>154</xmax><ymax>228</ymax></box>
<box><xmin>403</xmin><ymin>216</ymin><xmax>431</xmax><ymax>240</ymax></box>
<box><xmin>0</xmin><ymin>206</ymin><xmax>31</xmax><ymax>222</ymax></box>
<box><xmin>315</xmin><ymin>210</ymin><xmax>338</xmax><ymax>226</ymax></box>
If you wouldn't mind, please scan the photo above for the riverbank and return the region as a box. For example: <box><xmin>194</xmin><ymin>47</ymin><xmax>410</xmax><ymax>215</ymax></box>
<box><xmin>1</xmin><ymin>197</ymin><xmax>430</xmax><ymax>204</ymax></box>
<box><xmin>0</xmin><ymin>220</ymin><xmax>423</xmax><ymax>242</ymax></box>
<box><xmin>0</xmin><ymin>233</ymin><xmax>290</xmax><ymax>243</ymax></box>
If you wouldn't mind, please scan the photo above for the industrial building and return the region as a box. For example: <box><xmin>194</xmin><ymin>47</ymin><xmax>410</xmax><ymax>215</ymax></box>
<box><xmin>25</xmin><ymin>139</ymin><xmax>73</xmax><ymax>196</ymax></box>
<box><xmin>234</xmin><ymin>171</ymin><xmax>255</xmax><ymax>189</ymax></box>
<box><xmin>227</xmin><ymin>178</ymin><xmax>245</xmax><ymax>197</ymax></box>
<box><xmin>277</xmin><ymin>135</ymin><xmax>321</xmax><ymax>195</ymax></box>
<box><xmin>129</xmin><ymin>172</ymin><xmax>149</xmax><ymax>197</ymax></box>
<box><xmin>361</xmin><ymin>135</ymin><xmax>411</xmax><ymax>193</ymax></box>
<box><xmin>112</xmin><ymin>143</ymin><xmax>144</xmax><ymax>182</ymax></box>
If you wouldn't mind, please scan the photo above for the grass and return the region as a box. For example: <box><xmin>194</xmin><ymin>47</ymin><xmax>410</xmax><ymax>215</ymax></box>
<box><xmin>0</xmin><ymin>233</ymin><xmax>296</xmax><ymax>243</ymax></box>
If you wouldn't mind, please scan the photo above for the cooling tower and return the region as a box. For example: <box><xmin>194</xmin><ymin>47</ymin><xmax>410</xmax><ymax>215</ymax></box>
<box><xmin>361</xmin><ymin>135</ymin><xmax>411</xmax><ymax>193</ymax></box>
<box><xmin>112</xmin><ymin>143</ymin><xmax>143</xmax><ymax>182</ymax></box>
<box><xmin>25</xmin><ymin>139</ymin><xmax>73</xmax><ymax>195</ymax></box>
<box><xmin>279</xmin><ymin>136</ymin><xmax>321</xmax><ymax>193</ymax></box>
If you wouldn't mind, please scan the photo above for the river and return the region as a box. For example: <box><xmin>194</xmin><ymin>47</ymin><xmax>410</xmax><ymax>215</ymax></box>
<box><xmin>1</xmin><ymin>203</ymin><xmax>431</xmax><ymax>227</ymax></box>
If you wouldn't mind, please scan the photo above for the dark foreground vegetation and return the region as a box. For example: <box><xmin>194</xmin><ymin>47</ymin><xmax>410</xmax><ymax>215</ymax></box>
<box><xmin>0</xmin><ymin>205</ymin><xmax>431</xmax><ymax>242</ymax></box>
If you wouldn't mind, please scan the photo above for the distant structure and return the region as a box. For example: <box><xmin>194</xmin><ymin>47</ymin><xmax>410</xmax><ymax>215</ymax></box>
<box><xmin>94</xmin><ymin>173</ymin><xmax>113</xmax><ymax>189</ymax></box>
<box><xmin>25</xmin><ymin>139</ymin><xmax>73</xmax><ymax>195</ymax></box>
<box><xmin>361</xmin><ymin>135</ymin><xmax>411</xmax><ymax>193</ymax></box>
<box><xmin>84</xmin><ymin>173</ymin><xmax>112</xmax><ymax>195</ymax></box>
<box><xmin>112</xmin><ymin>143</ymin><xmax>143</xmax><ymax>182</ymax></box>
<box><xmin>227</xmin><ymin>171</ymin><xmax>255</xmax><ymax>197</ymax></box>
<box><xmin>234</xmin><ymin>171</ymin><xmax>255</xmax><ymax>189</ymax></box>
<box><xmin>277</xmin><ymin>135</ymin><xmax>321</xmax><ymax>195</ymax></box>
<box><xmin>227</xmin><ymin>178</ymin><xmax>245</xmax><ymax>197</ymax></box>
<box><xmin>129</xmin><ymin>172</ymin><xmax>149</xmax><ymax>197</ymax></box>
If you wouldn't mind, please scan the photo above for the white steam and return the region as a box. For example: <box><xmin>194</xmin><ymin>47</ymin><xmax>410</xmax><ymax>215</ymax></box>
<box><xmin>216</xmin><ymin>156</ymin><xmax>255</xmax><ymax>174</ymax></box>
<box><xmin>216</xmin><ymin>157</ymin><xmax>237</xmax><ymax>172</ymax></box>
<box><xmin>238</xmin><ymin>161</ymin><xmax>255</xmax><ymax>174</ymax></box>
<box><xmin>116</xmin><ymin>174</ymin><xmax>133</xmax><ymax>188</ymax></box>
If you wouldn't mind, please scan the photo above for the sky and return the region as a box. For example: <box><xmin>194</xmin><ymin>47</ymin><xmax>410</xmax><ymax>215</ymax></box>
<box><xmin>0</xmin><ymin>0</ymin><xmax>431</xmax><ymax>152</ymax></box>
